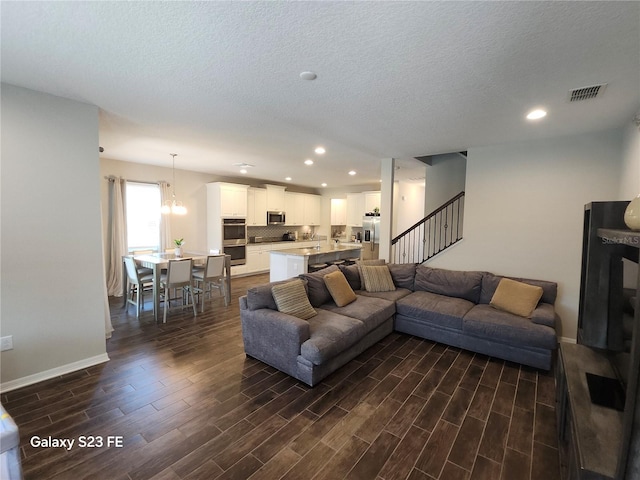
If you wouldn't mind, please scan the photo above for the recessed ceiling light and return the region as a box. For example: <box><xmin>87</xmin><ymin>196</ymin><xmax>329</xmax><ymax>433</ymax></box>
<box><xmin>526</xmin><ymin>109</ymin><xmax>547</xmax><ymax>120</ymax></box>
<box><xmin>240</xmin><ymin>169</ymin><xmax>247</xmax><ymax>174</ymax></box>
<box><xmin>348</xmin><ymin>170</ymin><xmax>356</xmax><ymax>176</ymax></box>
<box><xmin>300</xmin><ymin>71</ymin><xmax>317</xmax><ymax>81</ymax></box>
<box><xmin>314</xmin><ymin>147</ymin><xmax>326</xmax><ymax>155</ymax></box>
<box><xmin>304</xmin><ymin>159</ymin><xmax>314</xmax><ymax>166</ymax></box>
<box><xmin>285</xmin><ymin>177</ymin><xmax>292</xmax><ymax>181</ymax></box>
<box><xmin>321</xmin><ymin>183</ymin><xmax>327</xmax><ymax>187</ymax></box>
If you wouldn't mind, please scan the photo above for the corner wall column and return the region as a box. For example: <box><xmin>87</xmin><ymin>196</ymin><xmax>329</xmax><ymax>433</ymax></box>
<box><xmin>379</xmin><ymin>158</ymin><xmax>395</xmax><ymax>261</ymax></box>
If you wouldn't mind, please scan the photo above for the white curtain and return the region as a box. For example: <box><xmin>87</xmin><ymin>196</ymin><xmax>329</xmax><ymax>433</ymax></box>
<box><xmin>159</xmin><ymin>181</ymin><xmax>172</xmax><ymax>251</ymax></box>
<box><xmin>106</xmin><ymin>177</ymin><xmax>127</xmax><ymax>296</ymax></box>
<box><xmin>100</xmin><ymin>206</ymin><xmax>114</xmax><ymax>338</ymax></box>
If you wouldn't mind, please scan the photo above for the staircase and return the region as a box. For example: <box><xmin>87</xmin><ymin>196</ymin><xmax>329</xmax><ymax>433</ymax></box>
<box><xmin>391</xmin><ymin>191</ymin><xmax>465</xmax><ymax>264</ymax></box>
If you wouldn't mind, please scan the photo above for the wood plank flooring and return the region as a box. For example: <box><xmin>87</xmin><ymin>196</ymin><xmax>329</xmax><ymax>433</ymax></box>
<box><xmin>2</xmin><ymin>274</ymin><xmax>561</xmax><ymax>480</ymax></box>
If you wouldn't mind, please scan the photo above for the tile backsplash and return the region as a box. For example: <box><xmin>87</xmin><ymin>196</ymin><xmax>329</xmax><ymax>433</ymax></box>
<box><xmin>247</xmin><ymin>225</ymin><xmax>312</xmax><ymax>240</ymax></box>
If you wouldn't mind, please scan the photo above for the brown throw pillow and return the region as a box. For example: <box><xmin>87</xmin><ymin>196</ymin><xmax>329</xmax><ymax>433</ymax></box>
<box><xmin>323</xmin><ymin>270</ymin><xmax>357</xmax><ymax>307</ymax></box>
<box><xmin>271</xmin><ymin>279</ymin><xmax>317</xmax><ymax>320</ymax></box>
<box><xmin>490</xmin><ymin>278</ymin><xmax>543</xmax><ymax>318</ymax></box>
<box><xmin>360</xmin><ymin>265</ymin><xmax>396</xmax><ymax>293</ymax></box>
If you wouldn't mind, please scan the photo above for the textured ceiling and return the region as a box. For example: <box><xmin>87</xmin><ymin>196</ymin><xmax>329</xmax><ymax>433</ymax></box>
<box><xmin>1</xmin><ymin>1</ymin><xmax>638</xmax><ymax>188</ymax></box>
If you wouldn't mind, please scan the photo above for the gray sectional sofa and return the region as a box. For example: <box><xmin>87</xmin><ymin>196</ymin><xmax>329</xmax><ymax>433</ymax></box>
<box><xmin>239</xmin><ymin>263</ymin><xmax>559</xmax><ymax>386</ymax></box>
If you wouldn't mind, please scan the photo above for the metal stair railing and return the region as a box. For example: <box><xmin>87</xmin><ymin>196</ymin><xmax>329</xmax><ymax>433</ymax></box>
<box><xmin>391</xmin><ymin>191</ymin><xmax>465</xmax><ymax>264</ymax></box>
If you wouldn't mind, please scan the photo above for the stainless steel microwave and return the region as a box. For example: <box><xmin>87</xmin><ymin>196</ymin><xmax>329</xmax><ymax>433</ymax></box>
<box><xmin>267</xmin><ymin>211</ymin><xmax>286</xmax><ymax>225</ymax></box>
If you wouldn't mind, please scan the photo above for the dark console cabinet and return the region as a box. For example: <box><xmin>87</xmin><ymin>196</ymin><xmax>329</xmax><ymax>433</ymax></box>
<box><xmin>558</xmin><ymin>222</ymin><xmax>640</xmax><ymax>480</ymax></box>
<box><xmin>578</xmin><ymin>202</ymin><xmax>629</xmax><ymax>348</ymax></box>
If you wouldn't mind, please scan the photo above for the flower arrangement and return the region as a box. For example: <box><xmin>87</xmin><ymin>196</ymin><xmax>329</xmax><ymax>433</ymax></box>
<box><xmin>173</xmin><ymin>238</ymin><xmax>185</xmax><ymax>247</ymax></box>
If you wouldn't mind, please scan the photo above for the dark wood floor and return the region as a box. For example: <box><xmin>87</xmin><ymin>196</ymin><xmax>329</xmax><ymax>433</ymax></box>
<box><xmin>2</xmin><ymin>273</ymin><xmax>561</xmax><ymax>480</ymax></box>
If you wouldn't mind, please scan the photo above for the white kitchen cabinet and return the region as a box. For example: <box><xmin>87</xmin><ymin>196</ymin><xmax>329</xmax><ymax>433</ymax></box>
<box><xmin>230</xmin><ymin>264</ymin><xmax>248</xmax><ymax>276</ymax></box>
<box><xmin>285</xmin><ymin>192</ymin><xmax>304</xmax><ymax>226</ymax></box>
<box><xmin>207</xmin><ymin>183</ymin><xmax>249</xmax><ymax>253</ymax></box>
<box><xmin>246</xmin><ymin>244</ymin><xmax>271</xmax><ymax>273</ymax></box>
<box><xmin>247</xmin><ymin>188</ymin><xmax>267</xmax><ymax>226</ymax></box>
<box><xmin>266</xmin><ymin>185</ymin><xmax>286</xmax><ymax>211</ymax></box>
<box><xmin>364</xmin><ymin>191</ymin><xmax>381</xmax><ymax>214</ymax></box>
<box><xmin>331</xmin><ymin>198</ymin><xmax>347</xmax><ymax>225</ymax></box>
<box><xmin>303</xmin><ymin>194</ymin><xmax>321</xmax><ymax>225</ymax></box>
<box><xmin>208</xmin><ymin>182</ymin><xmax>248</xmax><ymax>218</ymax></box>
<box><xmin>346</xmin><ymin>193</ymin><xmax>364</xmax><ymax>226</ymax></box>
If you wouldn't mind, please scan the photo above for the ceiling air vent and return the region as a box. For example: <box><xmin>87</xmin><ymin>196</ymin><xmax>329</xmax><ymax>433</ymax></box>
<box><xmin>569</xmin><ymin>84</ymin><xmax>607</xmax><ymax>102</ymax></box>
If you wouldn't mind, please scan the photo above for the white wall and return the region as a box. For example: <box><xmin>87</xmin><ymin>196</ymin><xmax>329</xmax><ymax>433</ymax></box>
<box><xmin>428</xmin><ymin>129</ymin><xmax>624</xmax><ymax>340</ymax></box>
<box><xmin>425</xmin><ymin>153</ymin><xmax>466</xmax><ymax>215</ymax></box>
<box><xmin>620</xmin><ymin>120</ymin><xmax>640</xmax><ymax>199</ymax></box>
<box><xmin>394</xmin><ymin>181</ymin><xmax>426</xmax><ymax>236</ymax></box>
<box><xmin>1</xmin><ymin>84</ymin><xmax>108</xmax><ymax>388</ymax></box>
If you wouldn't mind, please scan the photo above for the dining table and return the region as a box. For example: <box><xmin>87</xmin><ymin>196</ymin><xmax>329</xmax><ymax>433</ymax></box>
<box><xmin>123</xmin><ymin>252</ymin><xmax>231</xmax><ymax>323</ymax></box>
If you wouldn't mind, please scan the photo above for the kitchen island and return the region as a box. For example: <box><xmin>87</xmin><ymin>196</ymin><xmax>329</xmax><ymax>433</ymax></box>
<box><xmin>270</xmin><ymin>244</ymin><xmax>362</xmax><ymax>282</ymax></box>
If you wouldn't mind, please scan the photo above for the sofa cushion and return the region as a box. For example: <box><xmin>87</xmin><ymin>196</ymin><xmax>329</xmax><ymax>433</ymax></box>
<box><xmin>319</xmin><ymin>295</ymin><xmax>395</xmax><ymax>334</ymax></box>
<box><xmin>272</xmin><ymin>279</ymin><xmax>317</xmax><ymax>320</ymax></box>
<box><xmin>323</xmin><ymin>270</ymin><xmax>357</xmax><ymax>307</ymax></box>
<box><xmin>357</xmin><ymin>288</ymin><xmax>413</xmax><ymax>302</ymax></box>
<box><xmin>299</xmin><ymin>265</ymin><xmax>340</xmax><ymax>307</ymax></box>
<box><xmin>387</xmin><ymin>263</ymin><xmax>417</xmax><ymax>290</ymax></box>
<box><xmin>246</xmin><ymin>279</ymin><xmax>308</xmax><ymax>311</ymax></box>
<box><xmin>480</xmin><ymin>273</ymin><xmax>557</xmax><ymax>305</ymax></box>
<box><xmin>463</xmin><ymin>304</ymin><xmax>557</xmax><ymax>350</ymax></box>
<box><xmin>396</xmin><ymin>291</ymin><xmax>475</xmax><ymax>331</ymax></box>
<box><xmin>360</xmin><ymin>265</ymin><xmax>396</xmax><ymax>292</ymax></box>
<box><xmin>300</xmin><ymin>310</ymin><xmax>365</xmax><ymax>365</ymax></box>
<box><xmin>490</xmin><ymin>278</ymin><xmax>543</xmax><ymax>318</ymax></box>
<box><xmin>530</xmin><ymin>303</ymin><xmax>556</xmax><ymax>328</ymax></box>
<box><xmin>414</xmin><ymin>265</ymin><xmax>483</xmax><ymax>303</ymax></box>
<box><xmin>339</xmin><ymin>264</ymin><xmax>361</xmax><ymax>291</ymax></box>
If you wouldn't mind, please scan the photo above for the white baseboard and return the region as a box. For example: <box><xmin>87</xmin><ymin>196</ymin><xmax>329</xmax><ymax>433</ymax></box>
<box><xmin>0</xmin><ymin>353</ymin><xmax>110</xmax><ymax>393</ymax></box>
<box><xmin>560</xmin><ymin>336</ymin><xmax>577</xmax><ymax>344</ymax></box>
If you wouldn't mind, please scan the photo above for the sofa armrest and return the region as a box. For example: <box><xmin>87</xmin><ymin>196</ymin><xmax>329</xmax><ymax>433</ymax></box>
<box><xmin>240</xmin><ymin>307</ymin><xmax>311</xmax><ymax>368</ymax></box>
<box><xmin>530</xmin><ymin>303</ymin><xmax>556</xmax><ymax>328</ymax></box>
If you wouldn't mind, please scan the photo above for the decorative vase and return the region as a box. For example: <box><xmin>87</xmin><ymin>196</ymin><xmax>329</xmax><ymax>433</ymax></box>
<box><xmin>174</xmin><ymin>247</ymin><xmax>183</xmax><ymax>257</ymax></box>
<box><xmin>624</xmin><ymin>194</ymin><xmax>640</xmax><ymax>231</ymax></box>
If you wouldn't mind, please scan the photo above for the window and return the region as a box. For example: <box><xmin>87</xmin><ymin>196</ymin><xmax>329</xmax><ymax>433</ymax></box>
<box><xmin>126</xmin><ymin>182</ymin><xmax>160</xmax><ymax>252</ymax></box>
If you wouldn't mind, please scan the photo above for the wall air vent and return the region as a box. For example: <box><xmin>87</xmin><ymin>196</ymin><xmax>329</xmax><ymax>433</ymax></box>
<box><xmin>569</xmin><ymin>84</ymin><xmax>607</xmax><ymax>102</ymax></box>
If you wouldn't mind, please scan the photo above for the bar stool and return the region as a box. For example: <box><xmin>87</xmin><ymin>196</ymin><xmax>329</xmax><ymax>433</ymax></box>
<box><xmin>330</xmin><ymin>260</ymin><xmax>345</xmax><ymax>266</ymax></box>
<box><xmin>345</xmin><ymin>257</ymin><xmax>360</xmax><ymax>265</ymax></box>
<box><xmin>309</xmin><ymin>263</ymin><xmax>328</xmax><ymax>272</ymax></box>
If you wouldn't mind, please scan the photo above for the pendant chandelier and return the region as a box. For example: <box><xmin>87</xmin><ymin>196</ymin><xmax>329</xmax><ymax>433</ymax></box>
<box><xmin>161</xmin><ymin>153</ymin><xmax>187</xmax><ymax>215</ymax></box>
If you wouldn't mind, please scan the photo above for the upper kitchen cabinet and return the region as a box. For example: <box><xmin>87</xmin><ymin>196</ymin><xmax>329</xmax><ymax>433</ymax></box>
<box><xmin>207</xmin><ymin>182</ymin><xmax>249</xmax><ymax>218</ymax></box>
<box><xmin>247</xmin><ymin>188</ymin><xmax>267</xmax><ymax>226</ymax></box>
<box><xmin>303</xmin><ymin>194</ymin><xmax>321</xmax><ymax>225</ymax></box>
<box><xmin>285</xmin><ymin>192</ymin><xmax>304</xmax><ymax>226</ymax></box>
<box><xmin>266</xmin><ymin>185</ymin><xmax>286</xmax><ymax>211</ymax></box>
<box><xmin>331</xmin><ymin>198</ymin><xmax>347</xmax><ymax>225</ymax></box>
<box><xmin>346</xmin><ymin>193</ymin><xmax>364</xmax><ymax>226</ymax></box>
<box><xmin>364</xmin><ymin>191</ymin><xmax>381</xmax><ymax>214</ymax></box>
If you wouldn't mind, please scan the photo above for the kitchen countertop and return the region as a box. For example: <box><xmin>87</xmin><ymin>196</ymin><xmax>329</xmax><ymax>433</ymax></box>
<box><xmin>270</xmin><ymin>244</ymin><xmax>362</xmax><ymax>256</ymax></box>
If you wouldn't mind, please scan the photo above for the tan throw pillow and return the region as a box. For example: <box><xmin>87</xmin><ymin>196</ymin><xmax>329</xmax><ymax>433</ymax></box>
<box><xmin>490</xmin><ymin>278</ymin><xmax>543</xmax><ymax>318</ymax></box>
<box><xmin>360</xmin><ymin>265</ymin><xmax>396</xmax><ymax>293</ymax></box>
<box><xmin>271</xmin><ymin>279</ymin><xmax>317</xmax><ymax>320</ymax></box>
<box><xmin>323</xmin><ymin>270</ymin><xmax>357</xmax><ymax>307</ymax></box>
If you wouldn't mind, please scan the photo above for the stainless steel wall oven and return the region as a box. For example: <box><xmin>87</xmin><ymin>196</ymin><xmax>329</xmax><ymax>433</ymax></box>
<box><xmin>222</xmin><ymin>218</ymin><xmax>247</xmax><ymax>265</ymax></box>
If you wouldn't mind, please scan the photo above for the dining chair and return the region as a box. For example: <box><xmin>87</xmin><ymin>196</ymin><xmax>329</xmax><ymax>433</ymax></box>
<box><xmin>193</xmin><ymin>249</ymin><xmax>220</xmax><ymax>272</ymax></box>
<box><xmin>123</xmin><ymin>256</ymin><xmax>154</xmax><ymax>317</ymax></box>
<box><xmin>161</xmin><ymin>258</ymin><xmax>197</xmax><ymax>323</ymax></box>
<box><xmin>131</xmin><ymin>250</ymin><xmax>154</xmax><ymax>275</ymax></box>
<box><xmin>192</xmin><ymin>255</ymin><xmax>228</xmax><ymax>312</ymax></box>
